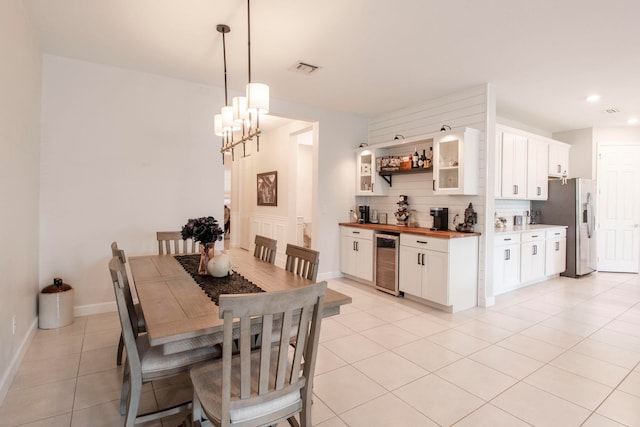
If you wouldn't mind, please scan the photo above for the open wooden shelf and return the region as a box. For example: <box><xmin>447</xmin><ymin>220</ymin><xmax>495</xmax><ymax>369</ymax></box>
<box><xmin>378</xmin><ymin>167</ymin><xmax>432</xmax><ymax>186</ymax></box>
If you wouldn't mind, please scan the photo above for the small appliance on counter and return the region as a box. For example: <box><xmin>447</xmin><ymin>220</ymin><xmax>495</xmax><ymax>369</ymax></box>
<box><xmin>455</xmin><ymin>203</ymin><xmax>477</xmax><ymax>233</ymax></box>
<box><xmin>394</xmin><ymin>195</ymin><xmax>410</xmax><ymax>226</ymax></box>
<box><xmin>370</xmin><ymin>209</ymin><xmax>379</xmax><ymax>224</ymax></box>
<box><xmin>358</xmin><ymin>205</ymin><xmax>370</xmax><ymax>224</ymax></box>
<box><xmin>430</xmin><ymin>207</ymin><xmax>448</xmax><ymax>231</ymax></box>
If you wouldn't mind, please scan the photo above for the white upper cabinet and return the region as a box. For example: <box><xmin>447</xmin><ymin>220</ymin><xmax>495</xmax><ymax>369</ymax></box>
<box><xmin>498</xmin><ymin>131</ymin><xmax>528</xmax><ymax>199</ymax></box>
<box><xmin>548</xmin><ymin>141</ymin><xmax>570</xmax><ymax>178</ymax></box>
<box><xmin>356</xmin><ymin>148</ymin><xmax>389</xmax><ymax>196</ymax></box>
<box><xmin>496</xmin><ymin>124</ymin><xmax>571</xmax><ymax>200</ymax></box>
<box><xmin>527</xmin><ymin>138</ymin><xmax>549</xmax><ymax>200</ymax></box>
<box><xmin>432</xmin><ymin>127</ymin><xmax>480</xmax><ymax>195</ymax></box>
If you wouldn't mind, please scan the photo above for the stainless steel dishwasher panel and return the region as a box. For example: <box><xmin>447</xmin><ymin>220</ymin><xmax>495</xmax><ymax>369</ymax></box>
<box><xmin>375</xmin><ymin>233</ymin><xmax>399</xmax><ymax>296</ymax></box>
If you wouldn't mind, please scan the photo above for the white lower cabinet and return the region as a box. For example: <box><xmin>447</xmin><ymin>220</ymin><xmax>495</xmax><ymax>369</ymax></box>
<box><xmin>399</xmin><ymin>233</ymin><xmax>478</xmax><ymax>312</ymax></box>
<box><xmin>340</xmin><ymin>226</ymin><xmax>373</xmax><ymax>282</ymax></box>
<box><xmin>545</xmin><ymin>228</ymin><xmax>567</xmax><ymax>275</ymax></box>
<box><xmin>493</xmin><ymin>226</ymin><xmax>567</xmax><ymax>295</ymax></box>
<box><xmin>520</xmin><ymin>231</ymin><xmax>546</xmax><ymax>283</ymax></box>
<box><xmin>493</xmin><ymin>233</ymin><xmax>521</xmax><ymax>295</ymax></box>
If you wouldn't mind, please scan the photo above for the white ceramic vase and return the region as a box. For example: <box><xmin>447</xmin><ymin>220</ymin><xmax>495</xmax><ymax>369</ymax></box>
<box><xmin>207</xmin><ymin>251</ymin><xmax>232</xmax><ymax>277</ymax></box>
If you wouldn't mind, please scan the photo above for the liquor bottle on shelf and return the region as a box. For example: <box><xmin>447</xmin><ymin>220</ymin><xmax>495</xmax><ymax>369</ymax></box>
<box><xmin>412</xmin><ymin>147</ymin><xmax>419</xmax><ymax>168</ymax></box>
<box><xmin>426</xmin><ymin>147</ymin><xmax>433</xmax><ymax>168</ymax></box>
<box><xmin>419</xmin><ymin>149</ymin><xmax>426</xmax><ymax>168</ymax></box>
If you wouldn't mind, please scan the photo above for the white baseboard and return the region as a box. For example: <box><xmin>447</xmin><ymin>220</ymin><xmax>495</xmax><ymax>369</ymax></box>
<box><xmin>74</xmin><ymin>301</ymin><xmax>116</xmax><ymax>317</ymax></box>
<box><xmin>0</xmin><ymin>317</ymin><xmax>38</xmax><ymax>405</ymax></box>
<box><xmin>317</xmin><ymin>271</ymin><xmax>344</xmax><ymax>282</ymax></box>
<box><xmin>480</xmin><ymin>296</ymin><xmax>496</xmax><ymax>307</ymax></box>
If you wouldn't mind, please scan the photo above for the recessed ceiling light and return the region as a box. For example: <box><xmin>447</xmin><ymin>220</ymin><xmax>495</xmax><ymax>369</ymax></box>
<box><xmin>628</xmin><ymin>117</ymin><xmax>638</xmax><ymax>125</ymax></box>
<box><xmin>586</xmin><ymin>94</ymin><xmax>600</xmax><ymax>102</ymax></box>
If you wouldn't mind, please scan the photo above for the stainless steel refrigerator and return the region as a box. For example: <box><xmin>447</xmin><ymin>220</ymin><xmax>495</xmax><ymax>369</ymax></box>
<box><xmin>532</xmin><ymin>178</ymin><xmax>596</xmax><ymax>277</ymax></box>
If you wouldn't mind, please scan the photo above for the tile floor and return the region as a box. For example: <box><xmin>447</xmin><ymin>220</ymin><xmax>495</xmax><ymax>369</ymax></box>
<box><xmin>1</xmin><ymin>272</ymin><xmax>640</xmax><ymax>426</ymax></box>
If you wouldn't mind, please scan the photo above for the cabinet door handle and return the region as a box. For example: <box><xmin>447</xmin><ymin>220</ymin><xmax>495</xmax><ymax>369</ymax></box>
<box><xmin>533</xmin><ymin>244</ymin><xmax>537</xmax><ymax>255</ymax></box>
<box><xmin>555</xmin><ymin>241</ymin><xmax>560</xmax><ymax>251</ymax></box>
<box><xmin>513</xmin><ymin>185</ymin><xmax>518</xmax><ymax>195</ymax></box>
<box><xmin>352</xmin><ymin>231</ymin><xmax>360</xmax><ymax>234</ymax></box>
<box><xmin>532</xmin><ymin>235</ymin><xmax>539</xmax><ymax>238</ymax></box>
<box><xmin>416</xmin><ymin>240</ymin><xmax>428</xmax><ymax>244</ymax></box>
<box><xmin>433</xmin><ymin>180</ymin><xmax>436</xmax><ymax>191</ymax></box>
<box><xmin>537</xmin><ymin>187</ymin><xmax>541</xmax><ymax>196</ymax></box>
<box><xmin>421</xmin><ymin>253</ymin><xmax>425</xmax><ymax>266</ymax></box>
<box><xmin>504</xmin><ymin>238</ymin><xmax>512</xmax><ymax>241</ymax></box>
<box><xmin>417</xmin><ymin>253</ymin><xmax>421</xmax><ymax>265</ymax></box>
<box><xmin>557</xmin><ymin>164</ymin><xmax>561</xmax><ymax>173</ymax></box>
<box><xmin>505</xmin><ymin>249</ymin><xmax>510</xmax><ymax>260</ymax></box>
<box><xmin>356</xmin><ymin>241</ymin><xmax>359</xmax><ymax>251</ymax></box>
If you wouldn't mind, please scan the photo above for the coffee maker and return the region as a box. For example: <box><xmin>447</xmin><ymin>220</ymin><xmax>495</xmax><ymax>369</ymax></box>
<box><xmin>430</xmin><ymin>207</ymin><xmax>448</xmax><ymax>231</ymax></box>
<box><xmin>358</xmin><ymin>205</ymin><xmax>370</xmax><ymax>224</ymax></box>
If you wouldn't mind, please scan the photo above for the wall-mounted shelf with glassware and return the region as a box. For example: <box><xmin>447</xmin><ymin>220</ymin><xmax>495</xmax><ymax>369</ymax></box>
<box><xmin>378</xmin><ymin>167</ymin><xmax>432</xmax><ymax>187</ymax></box>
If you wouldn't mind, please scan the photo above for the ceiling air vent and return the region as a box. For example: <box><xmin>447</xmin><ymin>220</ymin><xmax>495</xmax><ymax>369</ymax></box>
<box><xmin>289</xmin><ymin>61</ymin><xmax>320</xmax><ymax>75</ymax></box>
<box><xmin>604</xmin><ymin>107</ymin><xmax>621</xmax><ymax>114</ymax></box>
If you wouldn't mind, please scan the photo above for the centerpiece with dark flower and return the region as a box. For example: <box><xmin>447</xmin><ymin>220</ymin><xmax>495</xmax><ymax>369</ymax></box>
<box><xmin>181</xmin><ymin>216</ymin><xmax>224</xmax><ymax>275</ymax></box>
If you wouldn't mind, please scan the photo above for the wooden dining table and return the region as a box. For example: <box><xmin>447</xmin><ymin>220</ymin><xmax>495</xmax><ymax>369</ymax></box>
<box><xmin>128</xmin><ymin>248</ymin><xmax>352</xmax><ymax>355</ymax></box>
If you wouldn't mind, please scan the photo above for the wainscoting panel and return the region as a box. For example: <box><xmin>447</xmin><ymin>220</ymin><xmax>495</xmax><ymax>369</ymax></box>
<box><xmin>249</xmin><ymin>214</ymin><xmax>289</xmax><ymax>266</ymax></box>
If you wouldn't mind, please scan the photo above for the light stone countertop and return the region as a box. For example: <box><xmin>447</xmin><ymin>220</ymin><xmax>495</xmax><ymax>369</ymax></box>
<box><xmin>494</xmin><ymin>224</ymin><xmax>567</xmax><ymax>234</ymax></box>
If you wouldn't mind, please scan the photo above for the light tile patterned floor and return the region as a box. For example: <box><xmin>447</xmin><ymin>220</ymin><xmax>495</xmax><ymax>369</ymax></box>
<box><xmin>1</xmin><ymin>272</ymin><xmax>640</xmax><ymax>426</ymax></box>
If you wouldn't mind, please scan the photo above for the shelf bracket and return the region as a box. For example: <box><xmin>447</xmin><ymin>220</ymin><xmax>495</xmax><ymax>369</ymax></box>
<box><xmin>380</xmin><ymin>174</ymin><xmax>392</xmax><ymax>187</ymax></box>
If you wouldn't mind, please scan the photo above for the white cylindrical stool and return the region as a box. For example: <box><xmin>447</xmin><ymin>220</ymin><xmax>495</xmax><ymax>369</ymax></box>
<box><xmin>39</xmin><ymin>278</ymin><xmax>74</xmax><ymax>329</ymax></box>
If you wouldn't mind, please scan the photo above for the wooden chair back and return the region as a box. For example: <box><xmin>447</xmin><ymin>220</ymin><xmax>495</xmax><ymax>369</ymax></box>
<box><xmin>253</xmin><ymin>234</ymin><xmax>277</xmax><ymax>264</ymax></box>
<box><xmin>110</xmin><ymin>242</ymin><xmax>141</xmax><ymax>335</ymax></box>
<box><xmin>285</xmin><ymin>244</ymin><xmax>320</xmax><ymax>282</ymax></box>
<box><xmin>109</xmin><ymin>256</ymin><xmax>144</xmax><ymax>372</ymax></box>
<box><xmin>156</xmin><ymin>231</ymin><xmax>199</xmax><ymax>255</ymax></box>
<box><xmin>218</xmin><ymin>282</ymin><xmax>327</xmax><ymax>426</ymax></box>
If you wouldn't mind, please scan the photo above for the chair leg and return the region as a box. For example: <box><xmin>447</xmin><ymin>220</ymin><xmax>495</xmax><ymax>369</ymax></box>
<box><xmin>120</xmin><ymin>364</ymin><xmax>130</xmax><ymax>416</ymax></box>
<box><xmin>192</xmin><ymin>392</ymin><xmax>203</xmax><ymax>426</ymax></box>
<box><xmin>125</xmin><ymin>376</ymin><xmax>142</xmax><ymax>427</ymax></box>
<box><xmin>117</xmin><ymin>333</ymin><xmax>124</xmax><ymax>366</ymax></box>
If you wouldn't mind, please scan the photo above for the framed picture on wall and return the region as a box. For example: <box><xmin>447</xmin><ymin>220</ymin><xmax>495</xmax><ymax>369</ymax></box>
<box><xmin>257</xmin><ymin>171</ymin><xmax>277</xmax><ymax>206</ymax></box>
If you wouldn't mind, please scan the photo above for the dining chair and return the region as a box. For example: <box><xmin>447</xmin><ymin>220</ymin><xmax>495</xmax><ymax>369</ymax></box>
<box><xmin>285</xmin><ymin>244</ymin><xmax>320</xmax><ymax>282</ymax></box>
<box><xmin>189</xmin><ymin>281</ymin><xmax>327</xmax><ymax>427</ymax></box>
<box><xmin>157</xmin><ymin>231</ymin><xmax>199</xmax><ymax>255</ymax></box>
<box><xmin>111</xmin><ymin>242</ymin><xmax>146</xmax><ymax>366</ymax></box>
<box><xmin>109</xmin><ymin>255</ymin><xmax>221</xmax><ymax>427</ymax></box>
<box><xmin>253</xmin><ymin>234</ymin><xmax>277</xmax><ymax>264</ymax></box>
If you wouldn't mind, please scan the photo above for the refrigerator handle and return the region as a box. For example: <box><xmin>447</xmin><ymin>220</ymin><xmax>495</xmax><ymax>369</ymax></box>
<box><xmin>585</xmin><ymin>192</ymin><xmax>592</xmax><ymax>238</ymax></box>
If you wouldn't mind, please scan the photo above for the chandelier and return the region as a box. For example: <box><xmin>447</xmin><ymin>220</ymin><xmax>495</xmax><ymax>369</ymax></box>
<box><xmin>215</xmin><ymin>0</ymin><xmax>269</xmax><ymax>162</ymax></box>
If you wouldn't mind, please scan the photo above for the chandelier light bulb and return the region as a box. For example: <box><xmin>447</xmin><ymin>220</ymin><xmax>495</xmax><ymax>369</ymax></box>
<box><xmin>247</xmin><ymin>82</ymin><xmax>269</xmax><ymax>114</ymax></box>
<box><xmin>221</xmin><ymin>106</ymin><xmax>238</xmax><ymax>131</ymax></box>
<box><xmin>214</xmin><ymin>114</ymin><xmax>224</xmax><ymax>136</ymax></box>
<box><xmin>232</xmin><ymin>96</ymin><xmax>249</xmax><ymax>123</ymax></box>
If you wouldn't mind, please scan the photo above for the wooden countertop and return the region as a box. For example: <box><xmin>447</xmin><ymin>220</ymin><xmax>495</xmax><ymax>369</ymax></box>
<box><xmin>339</xmin><ymin>222</ymin><xmax>480</xmax><ymax>238</ymax></box>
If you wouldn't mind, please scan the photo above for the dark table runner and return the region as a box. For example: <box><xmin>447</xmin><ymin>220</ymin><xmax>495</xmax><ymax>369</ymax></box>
<box><xmin>175</xmin><ymin>254</ymin><xmax>264</xmax><ymax>305</ymax></box>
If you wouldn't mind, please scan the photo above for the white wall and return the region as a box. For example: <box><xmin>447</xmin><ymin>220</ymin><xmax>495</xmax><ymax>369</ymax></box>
<box><xmin>367</xmin><ymin>85</ymin><xmax>493</xmax><ymax>305</ymax></box>
<box><xmin>553</xmin><ymin>128</ymin><xmax>594</xmax><ymax>179</ymax></box>
<box><xmin>0</xmin><ymin>0</ymin><xmax>41</xmax><ymax>400</ymax></box>
<box><xmin>40</xmin><ymin>55</ymin><xmax>368</xmax><ymax>313</ymax></box>
<box><xmin>262</xmin><ymin>101</ymin><xmax>368</xmax><ymax>279</ymax></box>
<box><xmin>296</xmin><ymin>133</ymin><xmax>313</xmax><ymax>225</ymax></box>
<box><xmin>40</xmin><ymin>56</ymin><xmax>225</xmax><ymax>313</ymax></box>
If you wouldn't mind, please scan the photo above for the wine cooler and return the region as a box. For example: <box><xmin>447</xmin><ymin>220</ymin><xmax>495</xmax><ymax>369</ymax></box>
<box><xmin>374</xmin><ymin>233</ymin><xmax>399</xmax><ymax>296</ymax></box>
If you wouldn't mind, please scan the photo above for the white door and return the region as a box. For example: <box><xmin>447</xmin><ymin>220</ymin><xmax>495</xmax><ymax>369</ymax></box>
<box><xmin>597</xmin><ymin>144</ymin><xmax>640</xmax><ymax>272</ymax></box>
